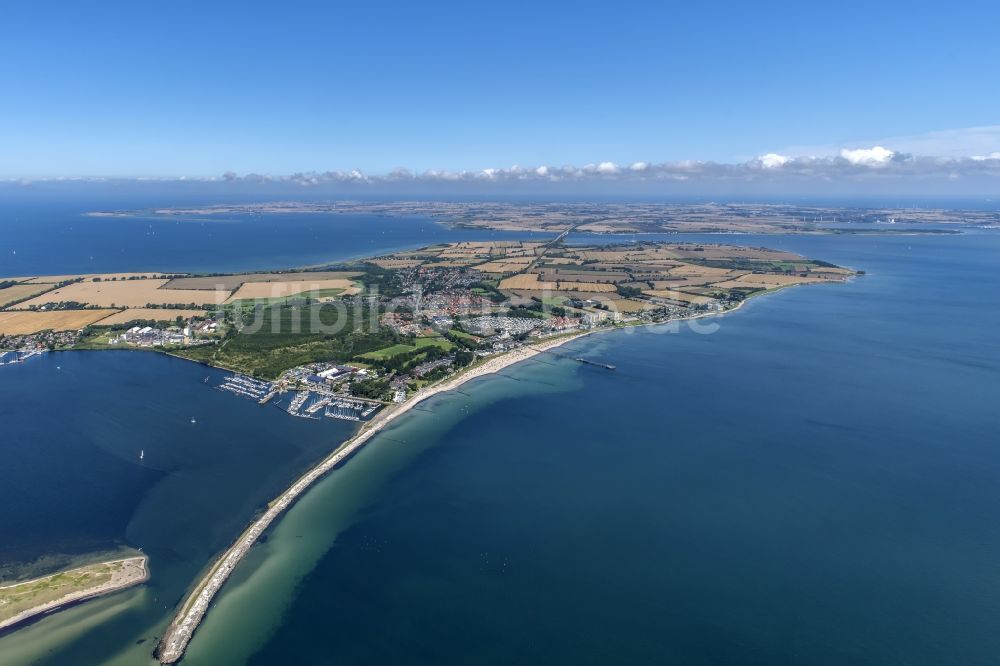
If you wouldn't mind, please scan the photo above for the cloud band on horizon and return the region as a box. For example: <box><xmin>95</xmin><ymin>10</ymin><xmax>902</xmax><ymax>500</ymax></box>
<box><xmin>207</xmin><ymin>147</ymin><xmax>1000</xmax><ymax>187</ymax></box>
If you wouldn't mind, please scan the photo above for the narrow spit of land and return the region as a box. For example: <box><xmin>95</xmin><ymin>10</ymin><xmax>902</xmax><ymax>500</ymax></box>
<box><xmin>155</xmin><ymin>293</ymin><xmax>785</xmax><ymax>663</ymax></box>
<box><xmin>155</xmin><ymin>333</ymin><xmax>585</xmax><ymax>663</ymax></box>
<box><xmin>0</xmin><ymin>556</ymin><xmax>149</xmax><ymax>633</ymax></box>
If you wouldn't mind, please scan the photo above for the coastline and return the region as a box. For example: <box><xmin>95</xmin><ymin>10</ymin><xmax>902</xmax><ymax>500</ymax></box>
<box><xmin>0</xmin><ymin>556</ymin><xmax>148</xmax><ymax>635</ymax></box>
<box><xmin>154</xmin><ymin>330</ymin><xmax>591</xmax><ymax>663</ymax></box>
<box><xmin>155</xmin><ymin>292</ymin><xmax>775</xmax><ymax>663</ymax></box>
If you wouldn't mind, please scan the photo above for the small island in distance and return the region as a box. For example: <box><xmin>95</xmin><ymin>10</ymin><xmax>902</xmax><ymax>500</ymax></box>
<box><xmin>1</xmin><ymin>236</ymin><xmax>856</xmax><ymax>662</ymax></box>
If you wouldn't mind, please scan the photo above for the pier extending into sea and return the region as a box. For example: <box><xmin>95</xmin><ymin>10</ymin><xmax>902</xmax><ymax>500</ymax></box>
<box><xmin>155</xmin><ymin>333</ymin><xmax>584</xmax><ymax>664</ymax></box>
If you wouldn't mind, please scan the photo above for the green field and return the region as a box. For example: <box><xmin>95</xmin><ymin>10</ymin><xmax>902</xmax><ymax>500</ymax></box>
<box><xmin>175</xmin><ymin>303</ymin><xmax>399</xmax><ymax>378</ymax></box>
<box><xmin>445</xmin><ymin>327</ymin><xmax>481</xmax><ymax>342</ymax></box>
<box><xmin>0</xmin><ymin>561</ymin><xmax>124</xmax><ymax>624</ymax></box>
<box><xmin>225</xmin><ymin>286</ymin><xmax>349</xmax><ymax>306</ymax></box>
<box><xmin>360</xmin><ymin>336</ymin><xmax>454</xmax><ymax>360</ymax></box>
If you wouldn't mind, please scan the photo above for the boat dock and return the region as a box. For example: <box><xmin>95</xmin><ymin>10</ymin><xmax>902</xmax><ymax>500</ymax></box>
<box><xmin>324</xmin><ymin>397</ymin><xmax>381</xmax><ymax>421</ymax></box>
<box><xmin>282</xmin><ymin>389</ymin><xmax>382</xmax><ymax>421</ymax></box>
<box><xmin>218</xmin><ymin>375</ymin><xmax>275</xmax><ymax>401</ymax></box>
<box><xmin>528</xmin><ymin>344</ymin><xmax>616</xmax><ymax>370</ymax></box>
<box><xmin>213</xmin><ymin>373</ymin><xmax>382</xmax><ymax>423</ymax></box>
<box><xmin>0</xmin><ymin>349</ymin><xmax>45</xmax><ymax>367</ymax></box>
<box><xmin>574</xmin><ymin>357</ymin><xmax>617</xmax><ymax>370</ymax></box>
<box><xmin>286</xmin><ymin>391</ymin><xmax>313</xmax><ymax>417</ymax></box>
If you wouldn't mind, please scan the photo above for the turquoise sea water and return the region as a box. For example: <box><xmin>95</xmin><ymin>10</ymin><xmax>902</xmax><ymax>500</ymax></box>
<box><xmin>1</xmin><ymin>215</ymin><xmax>999</xmax><ymax>664</ymax></box>
<box><xmin>0</xmin><ymin>351</ymin><xmax>357</xmax><ymax>664</ymax></box>
<box><xmin>218</xmin><ymin>230</ymin><xmax>1000</xmax><ymax>665</ymax></box>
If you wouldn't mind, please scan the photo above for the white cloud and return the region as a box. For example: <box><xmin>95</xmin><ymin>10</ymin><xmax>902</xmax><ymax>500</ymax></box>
<box><xmin>782</xmin><ymin>126</ymin><xmax>1000</xmax><ymax>161</ymax></box>
<box><xmin>758</xmin><ymin>153</ymin><xmax>791</xmax><ymax>169</ymax></box>
<box><xmin>839</xmin><ymin>146</ymin><xmax>895</xmax><ymax>166</ymax></box>
<box><xmin>11</xmin><ymin>138</ymin><xmax>1000</xmax><ymax>189</ymax></box>
<box><xmin>872</xmin><ymin>126</ymin><xmax>1000</xmax><ymax>157</ymax></box>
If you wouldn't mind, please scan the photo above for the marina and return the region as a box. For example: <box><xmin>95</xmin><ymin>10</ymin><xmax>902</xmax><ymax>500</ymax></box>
<box><xmin>285</xmin><ymin>389</ymin><xmax>382</xmax><ymax>422</ymax></box>
<box><xmin>215</xmin><ymin>372</ymin><xmax>383</xmax><ymax>422</ymax></box>
<box><xmin>0</xmin><ymin>349</ymin><xmax>45</xmax><ymax>366</ymax></box>
<box><xmin>325</xmin><ymin>397</ymin><xmax>381</xmax><ymax>421</ymax></box>
<box><xmin>217</xmin><ymin>375</ymin><xmax>275</xmax><ymax>402</ymax></box>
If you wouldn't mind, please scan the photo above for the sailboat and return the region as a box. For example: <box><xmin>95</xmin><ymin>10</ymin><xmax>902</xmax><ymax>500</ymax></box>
<box><xmin>191</xmin><ymin>417</ymin><xmax>197</xmax><ymax>424</ymax></box>
<box><xmin>139</xmin><ymin>449</ymin><xmax>144</xmax><ymax>461</ymax></box>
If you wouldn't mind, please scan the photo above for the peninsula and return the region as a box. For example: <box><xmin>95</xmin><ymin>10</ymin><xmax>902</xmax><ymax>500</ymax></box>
<box><xmin>0</xmin><ymin>556</ymin><xmax>149</xmax><ymax>634</ymax></box>
<box><xmin>0</xmin><ymin>238</ymin><xmax>856</xmax><ymax>659</ymax></box>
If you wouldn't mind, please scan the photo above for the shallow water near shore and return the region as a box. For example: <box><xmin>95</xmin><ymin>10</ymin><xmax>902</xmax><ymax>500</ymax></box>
<box><xmin>0</xmin><ymin>351</ymin><xmax>357</xmax><ymax>665</ymax></box>
<box><xmin>2</xmin><ymin>228</ymin><xmax>1000</xmax><ymax>664</ymax></box>
<box><xmin>216</xmin><ymin>230</ymin><xmax>1000</xmax><ymax>665</ymax></box>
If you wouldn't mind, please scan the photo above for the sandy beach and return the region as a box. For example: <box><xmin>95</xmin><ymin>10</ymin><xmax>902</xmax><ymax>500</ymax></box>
<box><xmin>156</xmin><ymin>296</ymin><xmax>781</xmax><ymax>661</ymax></box>
<box><xmin>155</xmin><ymin>330</ymin><xmax>590</xmax><ymax>663</ymax></box>
<box><xmin>0</xmin><ymin>556</ymin><xmax>148</xmax><ymax>633</ymax></box>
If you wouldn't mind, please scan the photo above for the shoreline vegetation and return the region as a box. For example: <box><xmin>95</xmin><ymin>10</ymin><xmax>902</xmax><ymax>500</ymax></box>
<box><xmin>0</xmin><ymin>556</ymin><xmax>148</xmax><ymax>635</ymax></box>
<box><xmin>154</xmin><ymin>286</ymin><xmax>781</xmax><ymax>663</ymax></box>
<box><xmin>0</xmin><ymin>236</ymin><xmax>856</xmax><ymax>659</ymax></box>
<box><xmin>155</xmin><ymin>285</ymin><xmax>788</xmax><ymax>662</ymax></box>
<box><xmin>155</xmin><ymin>330</ymin><xmax>587</xmax><ymax>663</ymax></box>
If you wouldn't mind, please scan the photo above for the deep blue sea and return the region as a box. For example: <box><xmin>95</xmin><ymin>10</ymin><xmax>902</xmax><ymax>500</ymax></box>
<box><xmin>1</xmin><ymin>202</ymin><xmax>999</xmax><ymax>665</ymax></box>
<box><xmin>0</xmin><ymin>198</ymin><xmax>545</xmax><ymax>277</ymax></box>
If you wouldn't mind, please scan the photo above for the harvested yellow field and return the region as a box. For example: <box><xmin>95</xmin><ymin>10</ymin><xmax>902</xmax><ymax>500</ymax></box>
<box><xmin>554</xmin><ymin>282</ymin><xmax>617</xmax><ymax>292</ymax></box>
<box><xmin>23</xmin><ymin>272</ymin><xmax>175</xmax><ymax>284</ymax></box>
<box><xmin>645</xmin><ymin>290</ymin><xmax>715</xmax><ymax>304</ymax></box>
<box><xmin>500</xmin><ymin>274</ymin><xmax>559</xmax><ymax>291</ymax></box>
<box><xmin>95</xmin><ymin>309</ymin><xmax>208</xmax><ymax>325</ymax></box>
<box><xmin>163</xmin><ymin>271</ymin><xmax>360</xmax><ymax>291</ymax></box>
<box><xmin>574</xmin><ymin>222</ymin><xmax>624</xmax><ymax>233</ymax></box>
<box><xmin>576</xmin><ymin>248</ymin><xmax>681</xmax><ymax>262</ymax></box>
<box><xmin>711</xmin><ymin>275</ymin><xmax>828</xmax><ymax>290</ymax></box>
<box><xmin>13</xmin><ymin>279</ymin><xmax>229</xmax><ymax>309</ymax></box>
<box><xmin>0</xmin><ymin>283</ymin><xmax>56</xmax><ymax>307</ymax></box>
<box><xmin>465</xmin><ymin>242</ymin><xmax>542</xmax><ymax>257</ymax></box>
<box><xmin>575</xmin><ymin>251</ymin><xmax>637</xmax><ymax>262</ymax></box>
<box><xmin>438</xmin><ymin>250</ymin><xmax>488</xmax><ymax>259</ymax></box>
<box><xmin>625</xmin><ymin>262</ymin><xmax>683</xmax><ymax>272</ymax></box>
<box><xmin>474</xmin><ymin>259</ymin><xmax>535</xmax><ymax>273</ymax></box>
<box><xmin>0</xmin><ymin>310</ymin><xmax>120</xmax><ymax>335</ymax></box>
<box><xmin>500</xmin><ymin>273</ymin><xmax>619</xmax><ymax>293</ymax></box>
<box><xmin>606</xmin><ymin>298</ymin><xmax>657</xmax><ymax>312</ymax></box>
<box><xmin>668</xmin><ymin>265</ymin><xmax>734</xmax><ymax>278</ymax></box>
<box><xmin>225</xmin><ymin>279</ymin><xmax>359</xmax><ymax>302</ymax></box>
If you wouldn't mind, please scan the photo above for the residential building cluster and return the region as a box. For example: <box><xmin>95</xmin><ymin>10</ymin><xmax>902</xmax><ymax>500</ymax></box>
<box><xmin>464</xmin><ymin>315</ymin><xmax>542</xmax><ymax>336</ymax></box>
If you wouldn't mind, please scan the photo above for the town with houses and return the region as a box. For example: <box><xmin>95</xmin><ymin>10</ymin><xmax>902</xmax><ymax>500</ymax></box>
<box><xmin>0</xmin><ymin>237</ymin><xmax>855</xmax><ymax>665</ymax></box>
<box><xmin>1</xmin><ymin>240</ymin><xmax>854</xmax><ymax>425</ymax></box>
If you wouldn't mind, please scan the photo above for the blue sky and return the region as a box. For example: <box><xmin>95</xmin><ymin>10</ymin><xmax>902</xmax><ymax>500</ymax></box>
<box><xmin>2</xmin><ymin>0</ymin><xmax>1000</xmax><ymax>187</ymax></box>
